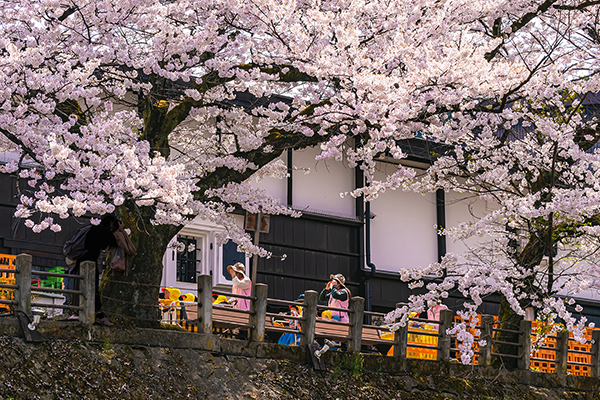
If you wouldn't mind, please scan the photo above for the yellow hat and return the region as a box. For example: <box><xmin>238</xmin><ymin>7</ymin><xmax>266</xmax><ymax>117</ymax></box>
<box><xmin>212</xmin><ymin>295</ymin><xmax>229</xmax><ymax>304</ymax></box>
<box><xmin>166</xmin><ymin>288</ymin><xmax>181</xmax><ymax>302</ymax></box>
<box><xmin>181</xmin><ymin>293</ymin><xmax>196</xmax><ymax>302</ymax></box>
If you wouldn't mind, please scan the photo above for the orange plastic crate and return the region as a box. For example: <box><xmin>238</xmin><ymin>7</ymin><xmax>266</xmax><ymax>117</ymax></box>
<box><xmin>531</xmin><ymin>321</ymin><xmax>595</xmax><ymax>376</ymax></box>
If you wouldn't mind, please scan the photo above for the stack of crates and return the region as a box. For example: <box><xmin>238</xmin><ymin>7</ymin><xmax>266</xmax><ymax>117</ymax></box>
<box><xmin>568</xmin><ymin>335</ymin><xmax>593</xmax><ymax>376</ymax></box>
<box><xmin>531</xmin><ymin>321</ymin><xmax>557</xmax><ymax>374</ymax></box>
<box><xmin>531</xmin><ymin>322</ymin><xmax>595</xmax><ymax>376</ymax></box>
<box><xmin>378</xmin><ymin>322</ymin><xmax>440</xmax><ymax>359</ymax></box>
<box><xmin>41</xmin><ymin>266</ymin><xmax>65</xmax><ymax>290</ymax></box>
<box><xmin>407</xmin><ymin>320</ymin><xmax>439</xmax><ymax>360</ymax></box>
<box><xmin>453</xmin><ymin>314</ymin><xmax>499</xmax><ymax>365</ymax></box>
<box><xmin>0</xmin><ymin>258</ymin><xmax>16</xmax><ymax>311</ymax></box>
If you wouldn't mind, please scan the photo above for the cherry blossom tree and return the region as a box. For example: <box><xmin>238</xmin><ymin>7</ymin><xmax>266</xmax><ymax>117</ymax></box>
<box><xmin>2</xmin><ymin>0</ymin><xmax>600</xmax><ymax>337</ymax></box>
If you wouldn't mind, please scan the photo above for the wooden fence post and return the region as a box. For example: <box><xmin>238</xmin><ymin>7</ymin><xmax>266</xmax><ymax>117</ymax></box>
<box><xmin>479</xmin><ymin>314</ymin><xmax>495</xmax><ymax>366</ymax></box>
<box><xmin>79</xmin><ymin>261</ymin><xmax>95</xmax><ymax>324</ymax></box>
<box><xmin>300</xmin><ymin>290</ymin><xmax>317</xmax><ymax>346</ymax></box>
<box><xmin>348</xmin><ymin>296</ymin><xmax>364</xmax><ymax>352</ymax></box>
<box><xmin>250</xmin><ymin>283</ymin><xmax>267</xmax><ymax>342</ymax></box>
<box><xmin>518</xmin><ymin>320</ymin><xmax>532</xmax><ymax>370</ymax></box>
<box><xmin>437</xmin><ymin>309</ymin><xmax>453</xmax><ymax>361</ymax></box>
<box><xmin>196</xmin><ymin>275</ymin><xmax>212</xmax><ymax>334</ymax></box>
<box><xmin>14</xmin><ymin>254</ymin><xmax>32</xmax><ymax>314</ymax></box>
<box><xmin>591</xmin><ymin>330</ymin><xmax>600</xmax><ymax>378</ymax></box>
<box><xmin>555</xmin><ymin>329</ymin><xmax>569</xmax><ymax>374</ymax></box>
<box><xmin>393</xmin><ymin>302</ymin><xmax>407</xmax><ymax>359</ymax></box>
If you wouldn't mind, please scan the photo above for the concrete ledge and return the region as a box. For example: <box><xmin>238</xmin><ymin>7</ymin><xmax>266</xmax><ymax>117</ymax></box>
<box><xmin>92</xmin><ymin>326</ymin><xmax>221</xmax><ymax>352</ymax></box>
<box><xmin>256</xmin><ymin>342</ymin><xmax>307</xmax><ymax>363</ymax></box>
<box><xmin>0</xmin><ymin>316</ymin><xmax>21</xmax><ymax>337</ymax></box>
<box><xmin>1</xmin><ymin>315</ymin><xmax>600</xmax><ymax>392</ymax></box>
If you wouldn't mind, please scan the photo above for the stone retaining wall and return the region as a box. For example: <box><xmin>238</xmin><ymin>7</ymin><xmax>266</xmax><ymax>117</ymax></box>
<box><xmin>1</xmin><ymin>317</ymin><xmax>599</xmax><ymax>399</ymax></box>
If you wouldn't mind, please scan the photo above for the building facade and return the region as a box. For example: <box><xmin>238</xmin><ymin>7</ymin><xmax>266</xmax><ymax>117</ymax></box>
<box><xmin>3</xmin><ymin>138</ymin><xmax>600</xmax><ymax>323</ymax></box>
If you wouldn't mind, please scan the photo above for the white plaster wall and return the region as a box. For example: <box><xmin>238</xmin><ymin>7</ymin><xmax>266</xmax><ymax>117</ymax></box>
<box><xmin>292</xmin><ymin>146</ymin><xmax>355</xmax><ymax>218</ymax></box>
<box><xmin>444</xmin><ymin>191</ymin><xmax>490</xmax><ymax>257</ymax></box>
<box><xmin>368</xmin><ymin>162</ymin><xmax>437</xmax><ymax>273</ymax></box>
<box><xmin>248</xmin><ymin>151</ymin><xmax>287</xmax><ymax>206</ymax></box>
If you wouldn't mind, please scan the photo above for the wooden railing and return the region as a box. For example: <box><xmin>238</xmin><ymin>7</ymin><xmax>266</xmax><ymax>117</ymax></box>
<box><xmin>192</xmin><ymin>276</ymin><xmax>457</xmax><ymax>360</ymax></box>
<box><xmin>3</xmin><ymin>254</ymin><xmax>96</xmax><ymax>323</ymax></box>
<box><xmin>8</xmin><ymin>257</ymin><xmax>600</xmax><ymax>377</ymax></box>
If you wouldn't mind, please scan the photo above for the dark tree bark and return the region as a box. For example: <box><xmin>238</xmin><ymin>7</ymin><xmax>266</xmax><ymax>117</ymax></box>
<box><xmin>100</xmin><ymin>204</ymin><xmax>180</xmax><ymax>327</ymax></box>
<box><xmin>492</xmin><ymin>233</ymin><xmax>545</xmax><ymax>369</ymax></box>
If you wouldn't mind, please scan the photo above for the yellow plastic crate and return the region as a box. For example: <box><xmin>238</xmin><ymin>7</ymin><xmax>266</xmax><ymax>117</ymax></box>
<box><xmin>407</xmin><ymin>333</ymin><xmax>439</xmax><ymax>346</ymax></box>
<box><xmin>407</xmin><ymin>346</ymin><xmax>437</xmax><ymax>360</ymax></box>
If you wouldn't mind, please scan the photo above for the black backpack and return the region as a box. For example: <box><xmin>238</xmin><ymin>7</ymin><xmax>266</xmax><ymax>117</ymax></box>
<box><xmin>63</xmin><ymin>225</ymin><xmax>92</xmax><ymax>261</ymax></box>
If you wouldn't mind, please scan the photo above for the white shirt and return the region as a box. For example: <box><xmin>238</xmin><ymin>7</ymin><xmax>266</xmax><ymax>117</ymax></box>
<box><xmin>233</xmin><ymin>275</ymin><xmax>251</xmax><ymax>290</ymax></box>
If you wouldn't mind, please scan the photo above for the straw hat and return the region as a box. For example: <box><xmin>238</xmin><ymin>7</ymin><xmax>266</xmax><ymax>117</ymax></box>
<box><xmin>329</xmin><ymin>273</ymin><xmax>346</xmax><ymax>286</ymax></box>
<box><xmin>227</xmin><ymin>262</ymin><xmax>246</xmax><ymax>277</ymax></box>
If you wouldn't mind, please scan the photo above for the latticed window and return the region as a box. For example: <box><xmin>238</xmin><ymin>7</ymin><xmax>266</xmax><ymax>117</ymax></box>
<box><xmin>176</xmin><ymin>236</ymin><xmax>200</xmax><ymax>283</ymax></box>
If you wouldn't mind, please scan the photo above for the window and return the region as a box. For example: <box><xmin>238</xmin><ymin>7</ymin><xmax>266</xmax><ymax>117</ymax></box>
<box><xmin>222</xmin><ymin>239</ymin><xmax>245</xmax><ymax>281</ymax></box>
<box><xmin>176</xmin><ymin>236</ymin><xmax>200</xmax><ymax>283</ymax></box>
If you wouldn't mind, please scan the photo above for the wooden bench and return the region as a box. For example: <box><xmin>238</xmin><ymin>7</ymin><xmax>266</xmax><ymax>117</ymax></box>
<box><xmin>178</xmin><ymin>303</ymin><xmax>395</xmax><ymax>355</ymax></box>
<box><xmin>362</xmin><ymin>326</ymin><xmax>394</xmax><ymax>346</ymax></box>
<box><xmin>315</xmin><ymin>319</ymin><xmax>351</xmax><ymax>341</ymax></box>
<box><xmin>179</xmin><ymin>303</ymin><xmax>300</xmax><ymax>336</ymax></box>
<box><xmin>177</xmin><ymin>303</ymin><xmax>263</xmax><ymax>334</ymax></box>
<box><xmin>211</xmin><ymin>306</ymin><xmax>251</xmax><ymax>328</ymax></box>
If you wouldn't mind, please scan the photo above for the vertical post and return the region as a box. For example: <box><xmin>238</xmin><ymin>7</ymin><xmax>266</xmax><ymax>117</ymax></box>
<box><xmin>14</xmin><ymin>254</ymin><xmax>32</xmax><ymax>314</ymax></box>
<box><xmin>79</xmin><ymin>261</ymin><xmax>96</xmax><ymax>324</ymax></box>
<box><xmin>555</xmin><ymin>330</ymin><xmax>569</xmax><ymax>374</ymax></box>
<box><xmin>250</xmin><ymin>283</ymin><xmax>268</xmax><ymax>342</ymax></box>
<box><xmin>518</xmin><ymin>320</ymin><xmax>532</xmax><ymax>370</ymax></box>
<box><xmin>300</xmin><ymin>290</ymin><xmax>317</xmax><ymax>346</ymax></box>
<box><xmin>437</xmin><ymin>309</ymin><xmax>453</xmax><ymax>361</ymax></box>
<box><xmin>393</xmin><ymin>325</ymin><xmax>408</xmax><ymax>358</ymax></box>
<box><xmin>287</xmin><ymin>150</ymin><xmax>293</xmax><ymax>208</ymax></box>
<box><xmin>250</xmin><ymin>211</ymin><xmax>262</xmax><ymax>297</ymax></box>
<box><xmin>591</xmin><ymin>330</ymin><xmax>600</xmax><ymax>378</ymax></box>
<box><xmin>393</xmin><ymin>302</ymin><xmax>407</xmax><ymax>359</ymax></box>
<box><xmin>196</xmin><ymin>275</ymin><xmax>213</xmax><ymax>334</ymax></box>
<box><xmin>348</xmin><ymin>296</ymin><xmax>364</xmax><ymax>352</ymax></box>
<box><xmin>478</xmin><ymin>315</ymin><xmax>495</xmax><ymax>366</ymax></box>
<box><xmin>435</xmin><ymin>189</ymin><xmax>447</xmax><ymax>263</ymax></box>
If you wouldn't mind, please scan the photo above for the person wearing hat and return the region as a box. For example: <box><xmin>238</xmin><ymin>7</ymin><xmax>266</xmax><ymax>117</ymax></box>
<box><xmin>319</xmin><ymin>273</ymin><xmax>351</xmax><ymax>323</ymax></box>
<box><xmin>277</xmin><ymin>303</ymin><xmax>302</xmax><ymax>346</ymax></box>
<box><xmin>227</xmin><ymin>262</ymin><xmax>252</xmax><ymax>311</ymax></box>
<box><xmin>212</xmin><ymin>294</ymin><xmax>230</xmax><ymax>305</ymax></box>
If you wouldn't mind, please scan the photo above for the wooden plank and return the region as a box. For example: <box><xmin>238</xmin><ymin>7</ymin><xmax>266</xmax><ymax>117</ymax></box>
<box><xmin>211</xmin><ymin>307</ymin><xmax>258</xmax><ymax>331</ymax></box>
<box><xmin>362</xmin><ymin>326</ymin><xmax>395</xmax><ymax>346</ymax></box>
<box><xmin>362</xmin><ymin>327</ymin><xmax>383</xmax><ymax>341</ymax></box>
<box><xmin>315</xmin><ymin>320</ymin><xmax>350</xmax><ymax>342</ymax></box>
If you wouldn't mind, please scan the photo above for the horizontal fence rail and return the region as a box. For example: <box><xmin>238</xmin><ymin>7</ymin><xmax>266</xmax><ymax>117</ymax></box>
<box><xmin>2</xmin><ymin>254</ymin><xmax>96</xmax><ymax>324</ymax></box>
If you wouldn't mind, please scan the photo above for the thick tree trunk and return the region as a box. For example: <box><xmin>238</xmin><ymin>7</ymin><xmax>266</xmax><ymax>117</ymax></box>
<box><xmin>100</xmin><ymin>205</ymin><xmax>180</xmax><ymax>328</ymax></box>
<box><xmin>492</xmin><ymin>233</ymin><xmax>545</xmax><ymax>369</ymax></box>
<box><xmin>492</xmin><ymin>296</ymin><xmax>524</xmax><ymax>369</ymax></box>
